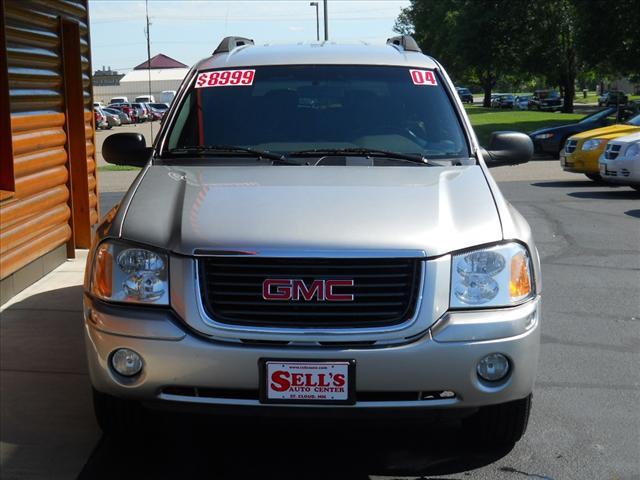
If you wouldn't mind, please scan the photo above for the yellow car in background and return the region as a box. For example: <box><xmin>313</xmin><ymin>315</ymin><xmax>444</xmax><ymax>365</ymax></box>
<box><xmin>561</xmin><ymin>113</ymin><xmax>640</xmax><ymax>180</ymax></box>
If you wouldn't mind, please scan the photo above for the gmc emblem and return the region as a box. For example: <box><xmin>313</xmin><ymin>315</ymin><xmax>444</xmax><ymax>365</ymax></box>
<box><xmin>262</xmin><ymin>279</ymin><xmax>354</xmax><ymax>302</ymax></box>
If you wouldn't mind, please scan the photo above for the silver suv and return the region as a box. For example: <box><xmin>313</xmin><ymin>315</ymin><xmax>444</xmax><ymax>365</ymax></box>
<box><xmin>87</xmin><ymin>36</ymin><xmax>540</xmax><ymax>445</ymax></box>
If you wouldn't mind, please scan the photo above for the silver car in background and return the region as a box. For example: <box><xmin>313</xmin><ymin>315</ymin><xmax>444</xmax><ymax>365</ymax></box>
<box><xmin>103</xmin><ymin>107</ymin><xmax>131</xmax><ymax>125</ymax></box>
<box><xmin>85</xmin><ymin>35</ymin><xmax>539</xmax><ymax>446</ymax></box>
<box><xmin>599</xmin><ymin>131</ymin><xmax>640</xmax><ymax>190</ymax></box>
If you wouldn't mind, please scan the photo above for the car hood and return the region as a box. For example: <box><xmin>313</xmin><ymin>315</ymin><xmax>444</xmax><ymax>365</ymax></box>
<box><xmin>571</xmin><ymin>124</ymin><xmax>640</xmax><ymax>141</ymax></box>
<box><xmin>531</xmin><ymin>119</ymin><xmax>590</xmax><ymax>135</ymax></box>
<box><xmin>120</xmin><ymin>165</ymin><xmax>503</xmax><ymax>257</ymax></box>
<box><xmin>608</xmin><ymin>131</ymin><xmax>640</xmax><ymax>145</ymax></box>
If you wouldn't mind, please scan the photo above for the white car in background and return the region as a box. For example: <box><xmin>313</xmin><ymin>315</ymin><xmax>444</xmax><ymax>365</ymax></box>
<box><xmin>599</xmin><ymin>132</ymin><xmax>640</xmax><ymax>190</ymax></box>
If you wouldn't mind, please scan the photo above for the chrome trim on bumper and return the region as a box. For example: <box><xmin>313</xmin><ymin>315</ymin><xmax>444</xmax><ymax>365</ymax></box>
<box><xmin>157</xmin><ymin>392</ymin><xmax>458</xmax><ymax>409</ymax></box>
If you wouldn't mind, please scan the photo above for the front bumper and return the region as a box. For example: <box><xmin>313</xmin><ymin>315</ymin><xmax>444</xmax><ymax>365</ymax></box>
<box><xmin>600</xmin><ymin>157</ymin><xmax>640</xmax><ymax>185</ymax></box>
<box><xmin>84</xmin><ymin>295</ymin><xmax>541</xmax><ymax>413</ymax></box>
<box><xmin>561</xmin><ymin>150</ymin><xmax>601</xmax><ymax>174</ymax></box>
<box><xmin>532</xmin><ymin>137</ymin><xmax>560</xmax><ymax>156</ymax></box>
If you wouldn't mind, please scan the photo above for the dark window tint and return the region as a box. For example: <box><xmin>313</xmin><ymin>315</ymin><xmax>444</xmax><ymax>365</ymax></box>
<box><xmin>166</xmin><ymin>65</ymin><xmax>469</xmax><ymax>160</ymax></box>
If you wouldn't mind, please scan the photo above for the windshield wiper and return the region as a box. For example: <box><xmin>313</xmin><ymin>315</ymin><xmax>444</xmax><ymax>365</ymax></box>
<box><xmin>285</xmin><ymin>148</ymin><xmax>429</xmax><ymax>165</ymax></box>
<box><xmin>166</xmin><ymin>145</ymin><xmax>297</xmax><ymax>164</ymax></box>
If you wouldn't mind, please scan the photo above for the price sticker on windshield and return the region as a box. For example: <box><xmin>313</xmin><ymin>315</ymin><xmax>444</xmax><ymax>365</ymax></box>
<box><xmin>410</xmin><ymin>69</ymin><xmax>437</xmax><ymax>86</ymax></box>
<box><xmin>195</xmin><ymin>69</ymin><xmax>255</xmax><ymax>88</ymax></box>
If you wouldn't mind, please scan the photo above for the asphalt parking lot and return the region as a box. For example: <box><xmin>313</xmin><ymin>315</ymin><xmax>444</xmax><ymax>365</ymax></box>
<box><xmin>82</xmin><ymin>154</ymin><xmax>640</xmax><ymax>479</ymax></box>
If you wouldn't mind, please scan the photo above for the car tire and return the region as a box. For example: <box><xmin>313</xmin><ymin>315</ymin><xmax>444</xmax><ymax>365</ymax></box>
<box><xmin>585</xmin><ymin>172</ymin><xmax>604</xmax><ymax>182</ymax></box>
<box><xmin>463</xmin><ymin>394</ymin><xmax>532</xmax><ymax>446</ymax></box>
<box><xmin>93</xmin><ymin>388</ymin><xmax>145</xmax><ymax>435</ymax></box>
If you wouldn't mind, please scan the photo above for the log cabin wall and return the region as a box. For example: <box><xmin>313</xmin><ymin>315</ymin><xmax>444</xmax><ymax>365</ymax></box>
<box><xmin>0</xmin><ymin>0</ymin><xmax>98</xmax><ymax>302</ymax></box>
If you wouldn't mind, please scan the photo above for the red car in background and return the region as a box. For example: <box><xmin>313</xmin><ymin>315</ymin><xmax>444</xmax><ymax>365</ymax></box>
<box><xmin>109</xmin><ymin>103</ymin><xmax>141</xmax><ymax>123</ymax></box>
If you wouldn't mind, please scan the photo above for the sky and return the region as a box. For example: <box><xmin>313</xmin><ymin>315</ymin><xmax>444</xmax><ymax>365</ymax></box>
<box><xmin>89</xmin><ymin>0</ymin><xmax>410</xmax><ymax>73</ymax></box>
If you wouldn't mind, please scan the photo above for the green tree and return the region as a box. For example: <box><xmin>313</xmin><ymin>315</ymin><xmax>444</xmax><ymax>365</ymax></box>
<box><xmin>521</xmin><ymin>0</ymin><xmax>580</xmax><ymax>112</ymax></box>
<box><xmin>395</xmin><ymin>0</ymin><xmax>531</xmax><ymax>107</ymax></box>
<box><xmin>574</xmin><ymin>0</ymin><xmax>640</xmax><ymax>77</ymax></box>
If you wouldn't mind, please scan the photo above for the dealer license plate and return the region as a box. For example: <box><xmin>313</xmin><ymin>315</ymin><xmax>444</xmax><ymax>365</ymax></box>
<box><xmin>260</xmin><ymin>359</ymin><xmax>355</xmax><ymax>405</ymax></box>
<box><xmin>600</xmin><ymin>164</ymin><xmax>606</xmax><ymax>176</ymax></box>
<box><xmin>560</xmin><ymin>155</ymin><xmax>566</xmax><ymax>167</ymax></box>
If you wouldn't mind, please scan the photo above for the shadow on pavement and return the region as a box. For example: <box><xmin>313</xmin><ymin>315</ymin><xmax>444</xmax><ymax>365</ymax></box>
<box><xmin>531</xmin><ymin>180</ymin><xmax>603</xmax><ymax>188</ymax></box>
<box><xmin>0</xmin><ymin>285</ymin><xmax>100</xmax><ymax>479</ymax></box>
<box><xmin>567</xmin><ymin>189</ymin><xmax>640</xmax><ymax>200</ymax></box>
<box><xmin>624</xmin><ymin>209</ymin><xmax>640</xmax><ymax>218</ymax></box>
<box><xmin>78</xmin><ymin>415</ymin><xmax>512</xmax><ymax>479</ymax></box>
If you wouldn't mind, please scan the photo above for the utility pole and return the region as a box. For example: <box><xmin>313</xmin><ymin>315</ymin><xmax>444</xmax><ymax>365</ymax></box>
<box><xmin>310</xmin><ymin>2</ymin><xmax>319</xmax><ymax>41</ymax></box>
<box><xmin>145</xmin><ymin>0</ymin><xmax>153</xmax><ymax>140</ymax></box>
<box><xmin>323</xmin><ymin>0</ymin><xmax>328</xmax><ymax>41</ymax></box>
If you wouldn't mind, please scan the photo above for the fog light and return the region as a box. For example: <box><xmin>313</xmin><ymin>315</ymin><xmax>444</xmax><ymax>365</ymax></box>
<box><xmin>111</xmin><ymin>348</ymin><xmax>143</xmax><ymax>377</ymax></box>
<box><xmin>477</xmin><ymin>353</ymin><xmax>510</xmax><ymax>382</ymax></box>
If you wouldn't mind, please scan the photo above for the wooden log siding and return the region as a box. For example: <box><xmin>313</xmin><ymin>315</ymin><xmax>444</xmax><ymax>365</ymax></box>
<box><xmin>0</xmin><ymin>0</ymin><xmax>97</xmax><ymax>280</ymax></box>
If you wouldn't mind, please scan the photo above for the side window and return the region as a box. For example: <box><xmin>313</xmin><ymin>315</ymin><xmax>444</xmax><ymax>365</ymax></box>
<box><xmin>167</xmin><ymin>93</ymin><xmax>196</xmax><ymax>149</ymax></box>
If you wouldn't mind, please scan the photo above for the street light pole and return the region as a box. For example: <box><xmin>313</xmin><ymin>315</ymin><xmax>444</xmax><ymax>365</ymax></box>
<box><xmin>145</xmin><ymin>0</ymin><xmax>153</xmax><ymax>140</ymax></box>
<box><xmin>309</xmin><ymin>2</ymin><xmax>319</xmax><ymax>42</ymax></box>
<box><xmin>323</xmin><ymin>0</ymin><xmax>328</xmax><ymax>41</ymax></box>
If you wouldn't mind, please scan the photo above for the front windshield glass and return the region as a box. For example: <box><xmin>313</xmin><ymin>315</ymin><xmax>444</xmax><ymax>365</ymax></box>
<box><xmin>627</xmin><ymin>114</ymin><xmax>640</xmax><ymax>126</ymax></box>
<box><xmin>579</xmin><ymin>108</ymin><xmax>613</xmax><ymax>123</ymax></box>
<box><xmin>164</xmin><ymin>65</ymin><xmax>470</xmax><ymax>161</ymax></box>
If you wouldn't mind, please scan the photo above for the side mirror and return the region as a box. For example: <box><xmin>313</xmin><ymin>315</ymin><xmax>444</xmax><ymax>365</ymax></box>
<box><xmin>483</xmin><ymin>131</ymin><xmax>533</xmax><ymax>168</ymax></box>
<box><xmin>102</xmin><ymin>133</ymin><xmax>152</xmax><ymax>167</ymax></box>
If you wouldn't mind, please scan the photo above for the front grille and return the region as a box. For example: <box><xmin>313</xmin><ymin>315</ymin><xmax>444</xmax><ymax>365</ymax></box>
<box><xmin>604</xmin><ymin>144</ymin><xmax>621</xmax><ymax>160</ymax></box>
<box><xmin>198</xmin><ymin>257</ymin><xmax>422</xmax><ymax>328</ymax></box>
<box><xmin>565</xmin><ymin>139</ymin><xmax>578</xmax><ymax>154</ymax></box>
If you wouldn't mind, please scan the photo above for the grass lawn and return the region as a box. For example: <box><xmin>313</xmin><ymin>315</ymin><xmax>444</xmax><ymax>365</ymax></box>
<box><xmin>465</xmin><ymin>105</ymin><xmax>584</xmax><ymax>146</ymax></box>
<box><xmin>97</xmin><ymin>164</ymin><xmax>141</xmax><ymax>172</ymax></box>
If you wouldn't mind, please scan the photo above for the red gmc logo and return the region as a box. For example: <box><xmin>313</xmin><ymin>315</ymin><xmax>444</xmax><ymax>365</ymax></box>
<box><xmin>262</xmin><ymin>279</ymin><xmax>354</xmax><ymax>302</ymax></box>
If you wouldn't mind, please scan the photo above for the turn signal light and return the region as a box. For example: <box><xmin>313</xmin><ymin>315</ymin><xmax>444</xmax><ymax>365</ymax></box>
<box><xmin>93</xmin><ymin>244</ymin><xmax>113</xmax><ymax>298</ymax></box>
<box><xmin>510</xmin><ymin>252</ymin><xmax>531</xmax><ymax>301</ymax></box>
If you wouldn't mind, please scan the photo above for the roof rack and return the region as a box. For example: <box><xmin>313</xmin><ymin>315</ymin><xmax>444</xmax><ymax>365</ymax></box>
<box><xmin>386</xmin><ymin>35</ymin><xmax>421</xmax><ymax>53</ymax></box>
<box><xmin>213</xmin><ymin>36</ymin><xmax>255</xmax><ymax>55</ymax></box>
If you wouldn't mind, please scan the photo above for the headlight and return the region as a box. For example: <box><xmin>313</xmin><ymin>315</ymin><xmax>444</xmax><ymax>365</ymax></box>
<box><xmin>625</xmin><ymin>143</ymin><xmax>640</xmax><ymax>159</ymax></box>
<box><xmin>534</xmin><ymin>133</ymin><xmax>554</xmax><ymax>140</ymax></box>
<box><xmin>91</xmin><ymin>241</ymin><xmax>169</xmax><ymax>305</ymax></box>
<box><xmin>451</xmin><ymin>242</ymin><xmax>534</xmax><ymax>309</ymax></box>
<box><xmin>582</xmin><ymin>139</ymin><xmax>604</xmax><ymax>151</ymax></box>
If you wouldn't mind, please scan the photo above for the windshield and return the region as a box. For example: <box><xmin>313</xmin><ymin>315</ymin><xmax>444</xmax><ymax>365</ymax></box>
<box><xmin>164</xmin><ymin>65</ymin><xmax>470</xmax><ymax>162</ymax></box>
<box><xmin>627</xmin><ymin>114</ymin><xmax>640</xmax><ymax>126</ymax></box>
<box><xmin>579</xmin><ymin>108</ymin><xmax>614</xmax><ymax>123</ymax></box>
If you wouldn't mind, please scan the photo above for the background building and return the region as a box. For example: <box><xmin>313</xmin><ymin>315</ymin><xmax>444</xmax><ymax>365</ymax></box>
<box><xmin>93</xmin><ymin>66</ymin><xmax>124</xmax><ymax>87</ymax></box>
<box><xmin>1</xmin><ymin>0</ymin><xmax>98</xmax><ymax>301</ymax></box>
<box><xmin>93</xmin><ymin>53</ymin><xmax>189</xmax><ymax>104</ymax></box>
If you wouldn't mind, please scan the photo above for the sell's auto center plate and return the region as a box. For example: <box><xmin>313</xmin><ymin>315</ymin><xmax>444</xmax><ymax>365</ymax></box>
<box><xmin>260</xmin><ymin>359</ymin><xmax>355</xmax><ymax>404</ymax></box>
